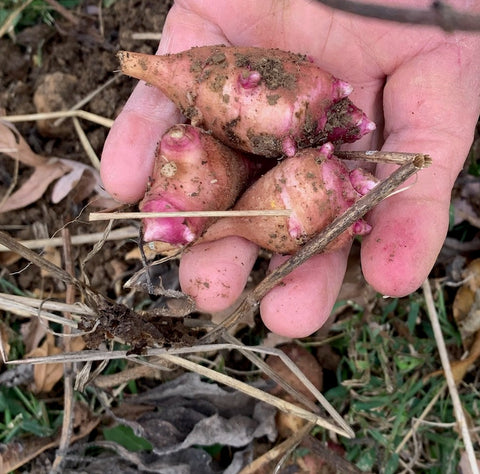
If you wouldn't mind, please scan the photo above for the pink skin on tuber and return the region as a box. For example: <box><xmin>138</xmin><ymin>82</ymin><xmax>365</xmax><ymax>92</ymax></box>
<box><xmin>199</xmin><ymin>143</ymin><xmax>377</xmax><ymax>254</ymax></box>
<box><xmin>117</xmin><ymin>46</ymin><xmax>374</xmax><ymax>158</ymax></box>
<box><xmin>139</xmin><ymin>124</ymin><xmax>251</xmax><ymax>245</ymax></box>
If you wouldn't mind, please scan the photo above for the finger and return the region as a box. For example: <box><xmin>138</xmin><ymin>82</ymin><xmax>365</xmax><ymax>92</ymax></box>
<box><xmin>260</xmin><ymin>246</ymin><xmax>350</xmax><ymax>338</ymax></box>
<box><xmin>100</xmin><ymin>4</ymin><xmax>230</xmax><ymax>202</ymax></box>
<box><xmin>179</xmin><ymin>237</ymin><xmax>259</xmax><ymax>312</ymax></box>
<box><xmin>361</xmin><ymin>41</ymin><xmax>480</xmax><ymax>296</ymax></box>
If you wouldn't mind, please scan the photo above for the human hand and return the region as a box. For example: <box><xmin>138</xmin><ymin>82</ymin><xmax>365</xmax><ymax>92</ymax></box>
<box><xmin>101</xmin><ymin>0</ymin><xmax>480</xmax><ymax>337</ymax></box>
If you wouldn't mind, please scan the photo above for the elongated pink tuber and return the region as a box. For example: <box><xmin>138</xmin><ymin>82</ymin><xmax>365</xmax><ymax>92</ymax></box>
<box><xmin>140</xmin><ymin>124</ymin><xmax>252</xmax><ymax>245</ymax></box>
<box><xmin>199</xmin><ymin>144</ymin><xmax>377</xmax><ymax>254</ymax></box>
<box><xmin>117</xmin><ymin>46</ymin><xmax>375</xmax><ymax>158</ymax></box>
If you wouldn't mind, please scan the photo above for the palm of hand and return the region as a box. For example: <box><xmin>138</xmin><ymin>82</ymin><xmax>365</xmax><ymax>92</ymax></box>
<box><xmin>101</xmin><ymin>0</ymin><xmax>480</xmax><ymax>336</ymax></box>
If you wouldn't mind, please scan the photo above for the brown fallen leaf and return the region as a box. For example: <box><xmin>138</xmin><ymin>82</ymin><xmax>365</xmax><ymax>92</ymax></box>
<box><xmin>40</xmin><ymin>246</ymin><xmax>62</xmax><ymax>278</ymax></box>
<box><xmin>265</xmin><ymin>343</ymin><xmax>323</xmax><ymax>439</ymax></box>
<box><xmin>0</xmin><ymin>321</ymin><xmax>12</xmax><ymax>362</ymax></box>
<box><xmin>20</xmin><ymin>318</ymin><xmax>47</xmax><ymax>354</ymax></box>
<box><xmin>458</xmin><ymin>450</ymin><xmax>480</xmax><ymax>474</ymax></box>
<box><xmin>0</xmin><ymin>120</ymin><xmax>115</xmax><ymax>212</ymax></box>
<box><xmin>0</xmin><ymin>120</ymin><xmax>47</xmax><ymax>167</ymax></box>
<box><xmin>0</xmin><ymin>158</ymin><xmax>70</xmax><ymax>212</ymax></box>
<box><xmin>26</xmin><ymin>333</ymin><xmax>63</xmax><ymax>393</ymax></box>
<box><xmin>429</xmin><ymin>330</ymin><xmax>480</xmax><ymax>385</ymax></box>
<box><xmin>26</xmin><ymin>333</ymin><xmax>85</xmax><ymax>393</ymax></box>
<box><xmin>449</xmin><ymin>330</ymin><xmax>480</xmax><ymax>384</ymax></box>
<box><xmin>453</xmin><ymin>258</ymin><xmax>480</xmax><ymax>348</ymax></box>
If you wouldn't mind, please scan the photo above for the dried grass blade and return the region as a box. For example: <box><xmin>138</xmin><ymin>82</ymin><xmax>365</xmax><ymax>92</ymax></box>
<box><xmin>72</xmin><ymin>117</ymin><xmax>100</xmax><ymax>169</ymax></box>
<box><xmin>89</xmin><ymin>209</ymin><xmax>292</xmax><ymax>221</ymax></box>
<box><xmin>3</xmin><ymin>110</ymin><xmax>114</xmax><ymax>128</ymax></box>
<box><xmin>156</xmin><ymin>353</ymin><xmax>353</xmax><ymax>438</ymax></box>
<box><xmin>0</xmin><ymin>226</ymin><xmax>138</xmax><ymax>252</ymax></box>
<box><xmin>422</xmin><ymin>279</ymin><xmax>479</xmax><ymax>474</ymax></box>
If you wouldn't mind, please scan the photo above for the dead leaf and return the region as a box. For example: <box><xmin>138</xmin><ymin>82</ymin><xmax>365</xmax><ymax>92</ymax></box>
<box><xmin>105</xmin><ymin>372</ymin><xmax>277</xmax><ymax>472</ymax></box>
<box><xmin>20</xmin><ymin>318</ymin><xmax>47</xmax><ymax>354</ymax></box>
<box><xmin>40</xmin><ymin>246</ymin><xmax>62</xmax><ymax>278</ymax></box>
<box><xmin>458</xmin><ymin>450</ymin><xmax>480</xmax><ymax>474</ymax></box>
<box><xmin>0</xmin><ymin>158</ymin><xmax>70</xmax><ymax>212</ymax></box>
<box><xmin>429</xmin><ymin>330</ymin><xmax>480</xmax><ymax>384</ymax></box>
<box><xmin>449</xmin><ymin>330</ymin><xmax>480</xmax><ymax>384</ymax></box>
<box><xmin>26</xmin><ymin>333</ymin><xmax>63</xmax><ymax>393</ymax></box>
<box><xmin>260</xmin><ymin>331</ymin><xmax>292</xmax><ymax>349</ymax></box>
<box><xmin>265</xmin><ymin>344</ymin><xmax>323</xmax><ymax>439</ymax></box>
<box><xmin>452</xmin><ymin>173</ymin><xmax>480</xmax><ymax>227</ymax></box>
<box><xmin>0</xmin><ymin>120</ymin><xmax>115</xmax><ymax>212</ymax></box>
<box><xmin>453</xmin><ymin>258</ymin><xmax>480</xmax><ymax>348</ymax></box>
<box><xmin>52</xmin><ymin>159</ymin><xmax>102</xmax><ymax>204</ymax></box>
<box><xmin>0</xmin><ymin>120</ymin><xmax>47</xmax><ymax>167</ymax></box>
<box><xmin>0</xmin><ymin>321</ymin><xmax>11</xmax><ymax>362</ymax></box>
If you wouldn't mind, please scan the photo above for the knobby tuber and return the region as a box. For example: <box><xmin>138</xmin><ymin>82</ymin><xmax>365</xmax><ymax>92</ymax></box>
<box><xmin>116</xmin><ymin>45</ymin><xmax>379</xmax><ymax>254</ymax></box>
<box><xmin>200</xmin><ymin>143</ymin><xmax>377</xmax><ymax>254</ymax></box>
<box><xmin>139</xmin><ymin>124</ymin><xmax>252</xmax><ymax>244</ymax></box>
<box><xmin>117</xmin><ymin>45</ymin><xmax>375</xmax><ymax>158</ymax></box>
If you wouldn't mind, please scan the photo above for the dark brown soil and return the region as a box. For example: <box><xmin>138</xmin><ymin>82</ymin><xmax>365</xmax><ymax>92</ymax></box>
<box><xmin>0</xmin><ymin>0</ymin><xmax>173</xmax><ymax>300</ymax></box>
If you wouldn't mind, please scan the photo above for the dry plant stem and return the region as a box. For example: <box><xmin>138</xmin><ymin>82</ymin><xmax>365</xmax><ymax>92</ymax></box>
<box><xmin>130</xmin><ymin>32</ymin><xmax>163</xmax><ymax>40</ymax></box>
<box><xmin>0</xmin><ymin>226</ymin><xmax>138</xmax><ymax>252</ymax></box>
<box><xmin>239</xmin><ymin>422</ymin><xmax>314</xmax><ymax>474</ymax></box>
<box><xmin>0</xmin><ymin>231</ymin><xmax>77</xmax><ymax>287</ymax></box>
<box><xmin>0</xmin><ymin>296</ymin><xmax>80</xmax><ymax>329</ymax></box>
<box><xmin>89</xmin><ymin>210</ymin><xmax>292</xmax><ymax>221</ymax></box>
<box><xmin>222</xmin><ymin>333</ymin><xmax>319</xmax><ymax>413</ymax></box>
<box><xmin>53</xmin><ymin>74</ymin><xmax>120</xmax><ymax>128</ymax></box>
<box><xmin>395</xmin><ymin>382</ymin><xmax>447</xmax><ymax>454</ymax></box>
<box><xmin>51</xmin><ymin>229</ymin><xmax>75</xmax><ymax>474</ymax></box>
<box><xmin>0</xmin><ymin>230</ymin><xmax>102</xmax><ymax>308</ymax></box>
<box><xmin>202</xmin><ymin>154</ymin><xmax>431</xmax><ymax>342</ymax></box>
<box><xmin>8</xmin><ymin>342</ymin><xmax>351</xmax><ymax>436</ymax></box>
<box><xmin>422</xmin><ymin>279</ymin><xmax>479</xmax><ymax>474</ymax></box>
<box><xmin>0</xmin><ymin>293</ymin><xmax>93</xmax><ymax>316</ymax></box>
<box><xmin>93</xmin><ymin>362</ymin><xmax>163</xmax><ymax>388</ymax></box>
<box><xmin>2</xmin><ymin>110</ymin><xmax>114</xmax><ymax>128</ymax></box>
<box><xmin>72</xmin><ymin>117</ymin><xmax>100</xmax><ymax>169</ymax></box>
<box><xmin>335</xmin><ymin>150</ymin><xmax>431</xmax><ymax>165</ymax></box>
<box><xmin>150</xmin><ymin>353</ymin><xmax>352</xmax><ymax>437</ymax></box>
<box><xmin>222</xmin><ymin>332</ymin><xmax>353</xmax><ymax>436</ymax></box>
<box><xmin>315</xmin><ymin>0</ymin><xmax>480</xmax><ymax>31</ymax></box>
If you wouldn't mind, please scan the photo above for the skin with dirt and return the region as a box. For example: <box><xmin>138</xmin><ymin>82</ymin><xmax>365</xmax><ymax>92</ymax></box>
<box><xmin>117</xmin><ymin>45</ymin><xmax>374</xmax><ymax>158</ymax></box>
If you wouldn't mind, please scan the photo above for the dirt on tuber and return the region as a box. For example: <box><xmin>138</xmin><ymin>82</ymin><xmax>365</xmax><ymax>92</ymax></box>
<box><xmin>139</xmin><ymin>124</ymin><xmax>253</xmax><ymax>245</ymax></box>
<box><xmin>117</xmin><ymin>45</ymin><xmax>375</xmax><ymax>158</ymax></box>
<box><xmin>199</xmin><ymin>143</ymin><xmax>377</xmax><ymax>254</ymax></box>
